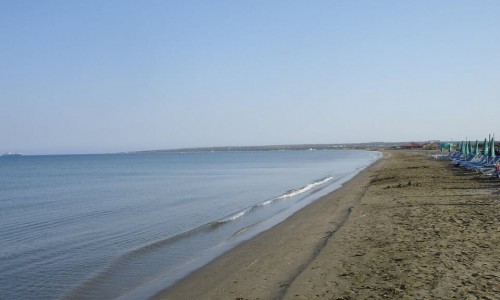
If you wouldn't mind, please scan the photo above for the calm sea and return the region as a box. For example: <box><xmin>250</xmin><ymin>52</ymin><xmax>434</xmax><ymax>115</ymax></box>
<box><xmin>0</xmin><ymin>150</ymin><xmax>380</xmax><ymax>299</ymax></box>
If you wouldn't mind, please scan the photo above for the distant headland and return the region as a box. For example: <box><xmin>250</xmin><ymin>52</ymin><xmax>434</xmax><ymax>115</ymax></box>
<box><xmin>125</xmin><ymin>142</ymin><xmax>439</xmax><ymax>154</ymax></box>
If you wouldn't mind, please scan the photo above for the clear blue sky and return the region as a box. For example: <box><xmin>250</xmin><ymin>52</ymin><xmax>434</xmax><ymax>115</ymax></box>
<box><xmin>1</xmin><ymin>1</ymin><xmax>499</xmax><ymax>154</ymax></box>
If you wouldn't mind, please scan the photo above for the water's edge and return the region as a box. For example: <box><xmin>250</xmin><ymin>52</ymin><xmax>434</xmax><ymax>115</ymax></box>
<box><xmin>147</xmin><ymin>151</ymin><xmax>382</xmax><ymax>300</ymax></box>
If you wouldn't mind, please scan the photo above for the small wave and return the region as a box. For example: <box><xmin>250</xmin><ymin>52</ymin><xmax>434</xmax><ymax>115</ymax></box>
<box><xmin>276</xmin><ymin>176</ymin><xmax>334</xmax><ymax>199</ymax></box>
<box><xmin>215</xmin><ymin>176</ymin><xmax>335</xmax><ymax>224</ymax></box>
<box><xmin>216</xmin><ymin>207</ymin><xmax>253</xmax><ymax>223</ymax></box>
<box><xmin>215</xmin><ymin>205</ymin><xmax>263</xmax><ymax>225</ymax></box>
<box><xmin>259</xmin><ymin>199</ymin><xmax>274</xmax><ymax>206</ymax></box>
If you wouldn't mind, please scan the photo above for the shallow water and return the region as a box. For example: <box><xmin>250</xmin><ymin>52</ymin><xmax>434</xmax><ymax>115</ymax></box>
<box><xmin>0</xmin><ymin>150</ymin><xmax>381</xmax><ymax>299</ymax></box>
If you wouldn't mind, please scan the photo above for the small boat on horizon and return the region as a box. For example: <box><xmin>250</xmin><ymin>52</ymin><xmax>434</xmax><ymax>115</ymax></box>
<box><xmin>2</xmin><ymin>152</ymin><xmax>22</xmax><ymax>157</ymax></box>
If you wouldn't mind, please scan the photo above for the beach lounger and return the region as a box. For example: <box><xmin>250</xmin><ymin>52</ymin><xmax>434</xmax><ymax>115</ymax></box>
<box><xmin>479</xmin><ymin>160</ymin><xmax>500</xmax><ymax>176</ymax></box>
<box><xmin>460</xmin><ymin>155</ymin><xmax>488</xmax><ymax>169</ymax></box>
<box><xmin>431</xmin><ymin>151</ymin><xmax>458</xmax><ymax>160</ymax></box>
<box><xmin>451</xmin><ymin>154</ymin><xmax>476</xmax><ymax>166</ymax></box>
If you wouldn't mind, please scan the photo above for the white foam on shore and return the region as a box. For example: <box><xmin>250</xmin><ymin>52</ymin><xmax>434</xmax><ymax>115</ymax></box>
<box><xmin>216</xmin><ymin>176</ymin><xmax>336</xmax><ymax>224</ymax></box>
<box><xmin>276</xmin><ymin>177</ymin><xmax>334</xmax><ymax>199</ymax></box>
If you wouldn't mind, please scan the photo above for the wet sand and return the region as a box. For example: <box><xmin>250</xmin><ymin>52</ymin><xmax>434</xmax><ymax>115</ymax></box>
<box><xmin>155</xmin><ymin>151</ymin><xmax>499</xmax><ymax>300</ymax></box>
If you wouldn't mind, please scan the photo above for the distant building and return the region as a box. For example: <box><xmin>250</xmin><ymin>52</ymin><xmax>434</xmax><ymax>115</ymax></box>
<box><xmin>403</xmin><ymin>142</ymin><xmax>423</xmax><ymax>149</ymax></box>
<box><xmin>422</xmin><ymin>142</ymin><xmax>439</xmax><ymax>150</ymax></box>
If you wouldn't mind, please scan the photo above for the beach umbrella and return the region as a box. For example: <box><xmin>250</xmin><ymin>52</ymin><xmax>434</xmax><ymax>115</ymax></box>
<box><xmin>475</xmin><ymin>140</ymin><xmax>479</xmax><ymax>155</ymax></box>
<box><xmin>490</xmin><ymin>136</ymin><xmax>495</xmax><ymax>157</ymax></box>
<box><xmin>468</xmin><ymin>141</ymin><xmax>473</xmax><ymax>155</ymax></box>
<box><xmin>449</xmin><ymin>143</ymin><xmax>453</xmax><ymax>152</ymax></box>
<box><xmin>483</xmin><ymin>138</ymin><xmax>488</xmax><ymax>156</ymax></box>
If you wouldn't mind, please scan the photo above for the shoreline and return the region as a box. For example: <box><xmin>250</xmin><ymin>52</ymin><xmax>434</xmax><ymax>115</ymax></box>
<box><xmin>153</xmin><ymin>151</ymin><xmax>386</xmax><ymax>299</ymax></box>
<box><xmin>154</xmin><ymin>150</ymin><xmax>499</xmax><ymax>299</ymax></box>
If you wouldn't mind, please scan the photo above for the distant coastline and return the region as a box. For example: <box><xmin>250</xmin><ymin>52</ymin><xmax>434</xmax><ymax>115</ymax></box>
<box><xmin>125</xmin><ymin>142</ymin><xmax>409</xmax><ymax>154</ymax></box>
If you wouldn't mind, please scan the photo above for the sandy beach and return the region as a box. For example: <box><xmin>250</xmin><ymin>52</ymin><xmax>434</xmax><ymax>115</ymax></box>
<box><xmin>155</xmin><ymin>151</ymin><xmax>499</xmax><ymax>300</ymax></box>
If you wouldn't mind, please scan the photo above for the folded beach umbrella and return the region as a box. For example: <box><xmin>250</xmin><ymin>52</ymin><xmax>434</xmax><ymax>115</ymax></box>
<box><xmin>475</xmin><ymin>140</ymin><xmax>479</xmax><ymax>155</ymax></box>
<box><xmin>490</xmin><ymin>136</ymin><xmax>495</xmax><ymax>157</ymax></box>
<box><xmin>483</xmin><ymin>138</ymin><xmax>488</xmax><ymax>156</ymax></box>
<box><xmin>449</xmin><ymin>143</ymin><xmax>453</xmax><ymax>152</ymax></box>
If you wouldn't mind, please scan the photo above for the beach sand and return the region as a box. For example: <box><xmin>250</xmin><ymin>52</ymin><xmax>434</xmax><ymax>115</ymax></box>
<box><xmin>154</xmin><ymin>151</ymin><xmax>499</xmax><ymax>300</ymax></box>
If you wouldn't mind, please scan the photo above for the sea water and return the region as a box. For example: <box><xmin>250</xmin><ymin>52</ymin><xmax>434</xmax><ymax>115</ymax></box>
<box><xmin>0</xmin><ymin>150</ymin><xmax>381</xmax><ymax>299</ymax></box>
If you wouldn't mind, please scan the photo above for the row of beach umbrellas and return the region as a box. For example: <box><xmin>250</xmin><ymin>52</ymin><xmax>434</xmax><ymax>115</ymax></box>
<box><xmin>445</xmin><ymin>136</ymin><xmax>496</xmax><ymax>157</ymax></box>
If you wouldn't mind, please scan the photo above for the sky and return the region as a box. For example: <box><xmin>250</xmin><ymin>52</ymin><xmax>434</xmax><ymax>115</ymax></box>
<box><xmin>1</xmin><ymin>1</ymin><xmax>499</xmax><ymax>154</ymax></box>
